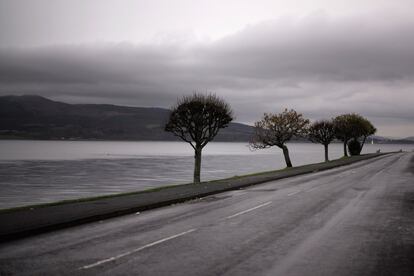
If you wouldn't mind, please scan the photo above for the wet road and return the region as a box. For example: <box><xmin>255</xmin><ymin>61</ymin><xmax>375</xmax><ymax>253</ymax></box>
<box><xmin>0</xmin><ymin>152</ymin><xmax>413</xmax><ymax>275</ymax></box>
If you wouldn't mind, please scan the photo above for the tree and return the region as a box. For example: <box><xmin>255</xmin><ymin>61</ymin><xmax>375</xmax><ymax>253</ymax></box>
<box><xmin>348</xmin><ymin>115</ymin><xmax>376</xmax><ymax>155</ymax></box>
<box><xmin>165</xmin><ymin>94</ymin><xmax>233</xmax><ymax>183</ymax></box>
<box><xmin>250</xmin><ymin>109</ymin><xmax>309</xmax><ymax>167</ymax></box>
<box><xmin>333</xmin><ymin>114</ymin><xmax>354</xmax><ymax>157</ymax></box>
<box><xmin>308</xmin><ymin>120</ymin><xmax>336</xmax><ymax>162</ymax></box>
<box><xmin>334</xmin><ymin>113</ymin><xmax>376</xmax><ymax>156</ymax></box>
<box><xmin>348</xmin><ymin>139</ymin><xmax>362</xmax><ymax>156</ymax></box>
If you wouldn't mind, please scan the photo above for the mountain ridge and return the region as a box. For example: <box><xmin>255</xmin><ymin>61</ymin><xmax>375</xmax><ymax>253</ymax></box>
<box><xmin>0</xmin><ymin>95</ymin><xmax>254</xmax><ymax>141</ymax></box>
<box><xmin>1</xmin><ymin>95</ymin><xmax>412</xmax><ymax>144</ymax></box>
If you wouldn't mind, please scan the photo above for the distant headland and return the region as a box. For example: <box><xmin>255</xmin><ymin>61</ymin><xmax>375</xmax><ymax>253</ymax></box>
<box><xmin>0</xmin><ymin>95</ymin><xmax>413</xmax><ymax>144</ymax></box>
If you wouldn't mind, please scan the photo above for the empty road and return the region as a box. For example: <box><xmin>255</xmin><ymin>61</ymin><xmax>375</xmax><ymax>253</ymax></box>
<box><xmin>0</xmin><ymin>152</ymin><xmax>413</xmax><ymax>275</ymax></box>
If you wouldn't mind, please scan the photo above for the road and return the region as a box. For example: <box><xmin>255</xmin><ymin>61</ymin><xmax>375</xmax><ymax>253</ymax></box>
<box><xmin>0</xmin><ymin>152</ymin><xmax>413</xmax><ymax>275</ymax></box>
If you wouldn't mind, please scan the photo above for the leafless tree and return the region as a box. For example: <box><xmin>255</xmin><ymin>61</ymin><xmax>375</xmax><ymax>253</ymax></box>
<box><xmin>250</xmin><ymin>109</ymin><xmax>309</xmax><ymax>167</ymax></box>
<box><xmin>308</xmin><ymin>120</ymin><xmax>336</xmax><ymax>162</ymax></box>
<box><xmin>165</xmin><ymin>94</ymin><xmax>233</xmax><ymax>183</ymax></box>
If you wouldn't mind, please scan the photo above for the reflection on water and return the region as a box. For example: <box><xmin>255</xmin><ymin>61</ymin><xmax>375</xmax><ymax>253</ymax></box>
<box><xmin>0</xmin><ymin>140</ymin><xmax>412</xmax><ymax>208</ymax></box>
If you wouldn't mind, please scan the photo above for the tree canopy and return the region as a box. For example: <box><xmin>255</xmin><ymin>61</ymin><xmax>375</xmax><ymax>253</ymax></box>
<box><xmin>250</xmin><ymin>109</ymin><xmax>309</xmax><ymax>167</ymax></box>
<box><xmin>165</xmin><ymin>93</ymin><xmax>233</xmax><ymax>183</ymax></box>
<box><xmin>165</xmin><ymin>94</ymin><xmax>233</xmax><ymax>150</ymax></box>
<box><xmin>347</xmin><ymin>114</ymin><xmax>376</xmax><ymax>155</ymax></box>
<box><xmin>308</xmin><ymin>120</ymin><xmax>336</xmax><ymax>162</ymax></box>
<box><xmin>308</xmin><ymin>120</ymin><xmax>336</xmax><ymax>146</ymax></box>
<box><xmin>334</xmin><ymin>113</ymin><xmax>376</xmax><ymax>156</ymax></box>
<box><xmin>333</xmin><ymin>114</ymin><xmax>354</xmax><ymax>143</ymax></box>
<box><xmin>250</xmin><ymin>109</ymin><xmax>309</xmax><ymax>149</ymax></box>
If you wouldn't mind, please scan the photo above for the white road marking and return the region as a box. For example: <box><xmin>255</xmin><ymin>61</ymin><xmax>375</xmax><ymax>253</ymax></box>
<box><xmin>79</xmin><ymin>228</ymin><xmax>197</xmax><ymax>270</ymax></box>
<box><xmin>225</xmin><ymin>201</ymin><xmax>272</xmax><ymax>219</ymax></box>
<box><xmin>305</xmin><ymin>186</ymin><xmax>319</xmax><ymax>192</ymax></box>
<box><xmin>287</xmin><ymin>190</ymin><xmax>302</xmax><ymax>196</ymax></box>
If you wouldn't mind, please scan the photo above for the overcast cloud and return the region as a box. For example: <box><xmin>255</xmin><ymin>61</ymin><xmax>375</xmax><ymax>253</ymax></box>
<box><xmin>0</xmin><ymin>1</ymin><xmax>413</xmax><ymax>137</ymax></box>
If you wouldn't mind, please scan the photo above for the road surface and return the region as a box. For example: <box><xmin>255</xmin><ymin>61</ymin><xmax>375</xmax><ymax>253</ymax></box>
<box><xmin>0</xmin><ymin>152</ymin><xmax>413</xmax><ymax>275</ymax></box>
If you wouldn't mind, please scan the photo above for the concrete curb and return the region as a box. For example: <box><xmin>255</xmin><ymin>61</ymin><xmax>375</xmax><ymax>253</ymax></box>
<box><xmin>0</xmin><ymin>152</ymin><xmax>393</xmax><ymax>242</ymax></box>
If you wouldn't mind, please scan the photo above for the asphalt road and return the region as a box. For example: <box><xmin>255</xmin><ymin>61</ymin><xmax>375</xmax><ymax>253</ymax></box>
<box><xmin>0</xmin><ymin>152</ymin><xmax>413</xmax><ymax>276</ymax></box>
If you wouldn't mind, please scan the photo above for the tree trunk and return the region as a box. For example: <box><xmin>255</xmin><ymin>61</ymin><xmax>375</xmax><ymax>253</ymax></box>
<box><xmin>343</xmin><ymin>140</ymin><xmax>348</xmax><ymax>157</ymax></box>
<box><xmin>358</xmin><ymin>136</ymin><xmax>367</xmax><ymax>155</ymax></box>
<box><xmin>282</xmin><ymin>145</ymin><xmax>293</xmax><ymax>167</ymax></box>
<box><xmin>193</xmin><ymin>146</ymin><xmax>202</xmax><ymax>183</ymax></box>
<box><xmin>324</xmin><ymin>144</ymin><xmax>329</xmax><ymax>162</ymax></box>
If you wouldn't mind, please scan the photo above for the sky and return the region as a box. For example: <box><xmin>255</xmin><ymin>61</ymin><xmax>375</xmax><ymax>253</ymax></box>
<box><xmin>0</xmin><ymin>0</ymin><xmax>413</xmax><ymax>137</ymax></box>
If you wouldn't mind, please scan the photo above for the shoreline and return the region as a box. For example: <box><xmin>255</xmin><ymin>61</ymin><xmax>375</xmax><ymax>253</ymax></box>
<box><xmin>0</xmin><ymin>152</ymin><xmax>396</xmax><ymax>242</ymax></box>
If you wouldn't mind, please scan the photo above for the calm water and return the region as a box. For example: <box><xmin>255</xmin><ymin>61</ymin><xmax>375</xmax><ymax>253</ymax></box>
<box><xmin>0</xmin><ymin>140</ymin><xmax>412</xmax><ymax>209</ymax></box>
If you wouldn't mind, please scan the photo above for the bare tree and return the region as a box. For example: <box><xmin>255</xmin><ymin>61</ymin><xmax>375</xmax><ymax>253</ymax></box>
<box><xmin>165</xmin><ymin>94</ymin><xmax>233</xmax><ymax>183</ymax></box>
<box><xmin>250</xmin><ymin>109</ymin><xmax>309</xmax><ymax>167</ymax></box>
<box><xmin>308</xmin><ymin>120</ymin><xmax>336</xmax><ymax>162</ymax></box>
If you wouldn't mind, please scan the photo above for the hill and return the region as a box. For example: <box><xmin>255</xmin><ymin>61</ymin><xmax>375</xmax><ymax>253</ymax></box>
<box><xmin>369</xmin><ymin>135</ymin><xmax>414</xmax><ymax>145</ymax></box>
<box><xmin>0</xmin><ymin>95</ymin><xmax>254</xmax><ymax>141</ymax></box>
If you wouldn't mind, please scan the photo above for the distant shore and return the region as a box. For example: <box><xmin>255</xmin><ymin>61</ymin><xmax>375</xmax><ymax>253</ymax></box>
<box><xmin>1</xmin><ymin>136</ymin><xmax>413</xmax><ymax>144</ymax></box>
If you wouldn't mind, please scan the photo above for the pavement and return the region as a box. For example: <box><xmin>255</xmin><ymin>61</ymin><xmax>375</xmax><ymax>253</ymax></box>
<box><xmin>0</xmin><ymin>152</ymin><xmax>389</xmax><ymax>241</ymax></box>
<box><xmin>0</xmin><ymin>152</ymin><xmax>413</xmax><ymax>275</ymax></box>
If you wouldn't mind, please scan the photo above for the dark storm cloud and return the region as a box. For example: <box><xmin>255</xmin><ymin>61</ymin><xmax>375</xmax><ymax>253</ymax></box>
<box><xmin>1</xmin><ymin>14</ymin><xmax>414</xmax><ymax>135</ymax></box>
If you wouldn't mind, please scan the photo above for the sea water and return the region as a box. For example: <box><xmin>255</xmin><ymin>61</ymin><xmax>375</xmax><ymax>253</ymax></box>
<box><xmin>0</xmin><ymin>140</ymin><xmax>411</xmax><ymax>208</ymax></box>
